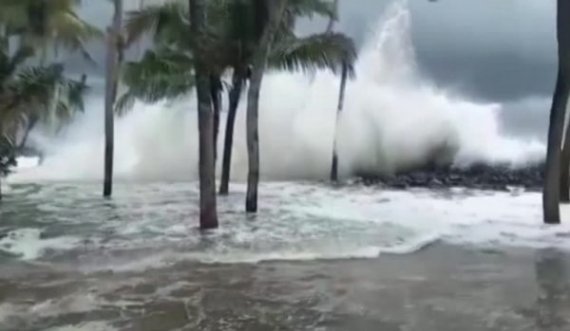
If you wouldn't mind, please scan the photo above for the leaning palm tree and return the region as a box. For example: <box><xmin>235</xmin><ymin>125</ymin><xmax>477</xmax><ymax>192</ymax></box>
<box><xmin>543</xmin><ymin>0</ymin><xmax>570</xmax><ymax>224</ymax></box>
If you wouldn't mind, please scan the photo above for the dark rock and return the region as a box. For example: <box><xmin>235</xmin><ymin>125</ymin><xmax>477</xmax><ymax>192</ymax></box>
<box><xmin>357</xmin><ymin>162</ymin><xmax>545</xmax><ymax>191</ymax></box>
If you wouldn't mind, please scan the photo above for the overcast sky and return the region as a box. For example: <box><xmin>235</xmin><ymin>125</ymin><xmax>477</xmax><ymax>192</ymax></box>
<box><xmin>74</xmin><ymin>0</ymin><xmax>557</xmax><ymax>140</ymax></box>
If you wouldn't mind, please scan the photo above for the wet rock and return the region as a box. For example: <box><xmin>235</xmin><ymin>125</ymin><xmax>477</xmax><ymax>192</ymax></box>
<box><xmin>358</xmin><ymin>162</ymin><xmax>545</xmax><ymax>191</ymax></box>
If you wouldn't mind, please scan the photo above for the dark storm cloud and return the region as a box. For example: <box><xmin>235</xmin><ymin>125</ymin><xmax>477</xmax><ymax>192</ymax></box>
<box><xmin>298</xmin><ymin>0</ymin><xmax>557</xmax><ymax>104</ymax></box>
<box><xmin>411</xmin><ymin>0</ymin><xmax>556</xmax><ymax>103</ymax></box>
<box><xmin>71</xmin><ymin>0</ymin><xmax>558</xmax><ymax>137</ymax></box>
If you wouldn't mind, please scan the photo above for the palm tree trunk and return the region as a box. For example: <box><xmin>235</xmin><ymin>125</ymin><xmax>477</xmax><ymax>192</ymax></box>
<box><xmin>190</xmin><ymin>0</ymin><xmax>218</xmax><ymax>229</ymax></box>
<box><xmin>330</xmin><ymin>61</ymin><xmax>348</xmax><ymax>182</ymax></box>
<box><xmin>103</xmin><ymin>29</ymin><xmax>116</xmax><ymax>197</ymax></box>
<box><xmin>544</xmin><ymin>70</ymin><xmax>569</xmax><ymax>223</ymax></box>
<box><xmin>560</xmin><ymin>120</ymin><xmax>570</xmax><ymax>202</ymax></box>
<box><xmin>246</xmin><ymin>0</ymin><xmax>289</xmax><ymax>212</ymax></box>
<box><xmin>103</xmin><ymin>0</ymin><xmax>123</xmax><ymax>198</ymax></box>
<box><xmin>326</xmin><ymin>0</ymin><xmax>344</xmax><ymax>182</ymax></box>
<box><xmin>219</xmin><ymin>69</ymin><xmax>244</xmax><ymax>195</ymax></box>
<box><xmin>544</xmin><ymin>0</ymin><xmax>570</xmax><ymax>224</ymax></box>
<box><xmin>210</xmin><ymin>75</ymin><xmax>222</xmax><ymax>161</ymax></box>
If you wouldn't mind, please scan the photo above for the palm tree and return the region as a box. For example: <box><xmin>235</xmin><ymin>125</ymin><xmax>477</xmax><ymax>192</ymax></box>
<box><xmin>245</xmin><ymin>0</ymin><xmax>289</xmax><ymax>212</ymax></box>
<box><xmin>0</xmin><ymin>49</ymin><xmax>87</xmax><ymax>143</ymax></box>
<box><xmin>104</xmin><ymin>0</ymin><xmax>124</xmax><ymax>198</ymax></box>
<box><xmin>120</xmin><ymin>0</ymin><xmax>226</xmax><ymax>156</ymax></box>
<box><xmin>0</xmin><ymin>46</ymin><xmax>87</xmax><ymax>200</ymax></box>
<box><xmin>0</xmin><ymin>0</ymin><xmax>101</xmax><ymax>62</ymax></box>
<box><xmin>543</xmin><ymin>0</ymin><xmax>570</xmax><ymax>224</ymax></box>
<box><xmin>189</xmin><ymin>0</ymin><xmax>219</xmax><ymax>229</ymax></box>
<box><xmin>325</xmin><ymin>0</ymin><xmax>351</xmax><ymax>182</ymax></box>
<box><xmin>219</xmin><ymin>67</ymin><xmax>246</xmax><ymax>194</ymax></box>
<box><xmin>119</xmin><ymin>0</ymin><xmax>356</xmax><ymax>196</ymax></box>
<box><xmin>0</xmin><ymin>0</ymin><xmax>100</xmax><ymax>142</ymax></box>
<box><xmin>0</xmin><ymin>0</ymin><xmax>92</xmax><ymax>200</ymax></box>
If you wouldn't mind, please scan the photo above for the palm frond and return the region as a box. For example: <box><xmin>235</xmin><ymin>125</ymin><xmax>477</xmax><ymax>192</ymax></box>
<box><xmin>124</xmin><ymin>0</ymin><xmax>188</xmax><ymax>47</ymax></box>
<box><xmin>119</xmin><ymin>49</ymin><xmax>195</xmax><ymax>113</ymax></box>
<box><xmin>269</xmin><ymin>32</ymin><xmax>357</xmax><ymax>77</ymax></box>
<box><xmin>64</xmin><ymin>74</ymin><xmax>88</xmax><ymax>112</ymax></box>
<box><xmin>3</xmin><ymin>63</ymin><xmax>87</xmax><ymax>123</ymax></box>
<box><xmin>114</xmin><ymin>90</ymin><xmax>137</xmax><ymax>116</ymax></box>
<box><xmin>50</xmin><ymin>11</ymin><xmax>103</xmax><ymax>62</ymax></box>
<box><xmin>8</xmin><ymin>46</ymin><xmax>35</xmax><ymax>71</ymax></box>
<box><xmin>0</xmin><ymin>46</ymin><xmax>34</xmax><ymax>98</ymax></box>
<box><xmin>6</xmin><ymin>64</ymin><xmax>65</xmax><ymax>105</ymax></box>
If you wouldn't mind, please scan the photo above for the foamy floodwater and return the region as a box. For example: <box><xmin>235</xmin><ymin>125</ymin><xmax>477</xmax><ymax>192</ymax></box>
<box><xmin>1</xmin><ymin>181</ymin><xmax>569</xmax><ymax>271</ymax></box>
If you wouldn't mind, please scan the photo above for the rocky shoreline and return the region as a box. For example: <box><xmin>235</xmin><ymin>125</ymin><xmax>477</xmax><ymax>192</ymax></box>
<box><xmin>358</xmin><ymin>163</ymin><xmax>545</xmax><ymax>191</ymax></box>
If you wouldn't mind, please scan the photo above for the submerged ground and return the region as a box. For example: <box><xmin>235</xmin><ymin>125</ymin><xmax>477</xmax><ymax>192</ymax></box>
<box><xmin>1</xmin><ymin>182</ymin><xmax>570</xmax><ymax>330</ymax></box>
<box><xmin>1</xmin><ymin>245</ymin><xmax>570</xmax><ymax>331</ymax></box>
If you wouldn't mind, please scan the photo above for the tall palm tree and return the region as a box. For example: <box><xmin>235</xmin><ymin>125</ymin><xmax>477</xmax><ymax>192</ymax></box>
<box><xmin>118</xmin><ymin>0</ymin><xmax>356</xmax><ymax>196</ymax></box>
<box><xmin>543</xmin><ymin>0</ymin><xmax>570</xmax><ymax>224</ymax></box>
<box><xmin>104</xmin><ymin>0</ymin><xmax>124</xmax><ymax>198</ymax></box>
<box><xmin>219</xmin><ymin>66</ymin><xmax>246</xmax><ymax>194</ymax></box>
<box><xmin>189</xmin><ymin>0</ymin><xmax>219</xmax><ymax>229</ymax></box>
<box><xmin>325</xmin><ymin>0</ymin><xmax>350</xmax><ymax>182</ymax></box>
<box><xmin>120</xmin><ymin>0</ymin><xmax>226</xmax><ymax>154</ymax></box>
<box><xmin>245</xmin><ymin>0</ymin><xmax>289</xmax><ymax>212</ymax></box>
<box><xmin>222</xmin><ymin>0</ymin><xmax>354</xmax><ymax>195</ymax></box>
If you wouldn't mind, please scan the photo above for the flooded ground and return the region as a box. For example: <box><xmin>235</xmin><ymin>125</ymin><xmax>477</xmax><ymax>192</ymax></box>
<box><xmin>1</xmin><ymin>182</ymin><xmax>570</xmax><ymax>330</ymax></box>
<box><xmin>1</xmin><ymin>245</ymin><xmax>570</xmax><ymax>330</ymax></box>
